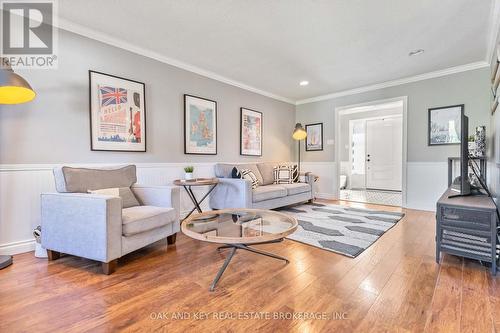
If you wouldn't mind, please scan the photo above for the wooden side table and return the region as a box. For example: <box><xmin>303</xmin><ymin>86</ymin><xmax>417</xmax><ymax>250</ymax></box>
<box><xmin>173</xmin><ymin>178</ymin><xmax>219</xmax><ymax>221</ymax></box>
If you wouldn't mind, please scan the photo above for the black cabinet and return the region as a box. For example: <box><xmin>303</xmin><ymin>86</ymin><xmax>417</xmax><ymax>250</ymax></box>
<box><xmin>436</xmin><ymin>187</ymin><xmax>498</xmax><ymax>275</ymax></box>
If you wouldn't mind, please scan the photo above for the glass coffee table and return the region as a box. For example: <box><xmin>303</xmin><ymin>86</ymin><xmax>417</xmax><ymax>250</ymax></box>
<box><xmin>181</xmin><ymin>209</ymin><xmax>298</xmax><ymax>291</ymax></box>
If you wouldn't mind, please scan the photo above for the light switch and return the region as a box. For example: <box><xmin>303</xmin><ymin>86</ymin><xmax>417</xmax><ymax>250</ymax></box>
<box><xmin>326</xmin><ymin>139</ymin><xmax>334</xmax><ymax>145</ymax></box>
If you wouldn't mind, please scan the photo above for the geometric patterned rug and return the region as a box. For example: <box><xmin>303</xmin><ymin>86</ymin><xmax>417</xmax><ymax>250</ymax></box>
<box><xmin>277</xmin><ymin>202</ymin><xmax>405</xmax><ymax>257</ymax></box>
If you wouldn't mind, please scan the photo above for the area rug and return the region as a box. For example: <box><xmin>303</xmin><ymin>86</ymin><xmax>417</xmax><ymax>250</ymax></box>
<box><xmin>277</xmin><ymin>202</ymin><xmax>405</xmax><ymax>257</ymax></box>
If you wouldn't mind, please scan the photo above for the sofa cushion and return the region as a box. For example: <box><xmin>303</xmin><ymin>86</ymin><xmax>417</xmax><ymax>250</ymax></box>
<box><xmin>281</xmin><ymin>183</ymin><xmax>311</xmax><ymax>196</ymax></box>
<box><xmin>88</xmin><ymin>187</ymin><xmax>140</xmax><ymax>208</ymax></box>
<box><xmin>257</xmin><ymin>162</ymin><xmax>277</xmax><ymax>185</ymax></box>
<box><xmin>252</xmin><ymin>184</ymin><xmax>287</xmax><ymax>203</ymax></box>
<box><xmin>215</xmin><ymin>163</ymin><xmax>263</xmax><ymax>184</ymax></box>
<box><xmin>122</xmin><ymin>206</ymin><xmax>176</xmax><ymax>236</ymax></box>
<box><xmin>53</xmin><ymin>165</ymin><xmax>137</xmax><ymax>193</ymax></box>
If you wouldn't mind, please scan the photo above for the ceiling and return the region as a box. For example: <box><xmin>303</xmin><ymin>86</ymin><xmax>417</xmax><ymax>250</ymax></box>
<box><xmin>58</xmin><ymin>0</ymin><xmax>496</xmax><ymax>103</ymax></box>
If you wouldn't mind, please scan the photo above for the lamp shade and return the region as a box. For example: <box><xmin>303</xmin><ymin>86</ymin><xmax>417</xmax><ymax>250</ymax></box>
<box><xmin>292</xmin><ymin>123</ymin><xmax>307</xmax><ymax>140</ymax></box>
<box><xmin>0</xmin><ymin>59</ymin><xmax>35</xmax><ymax>104</ymax></box>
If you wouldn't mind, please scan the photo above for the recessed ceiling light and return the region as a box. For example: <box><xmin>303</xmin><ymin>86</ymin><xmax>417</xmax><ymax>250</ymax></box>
<box><xmin>409</xmin><ymin>49</ymin><xmax>425</xmax><ymax>57</ymax></box>
<box><xmin>299</xmin><ymin>80</ymin><xmax>309</xmax><ymax>86</ymax></box>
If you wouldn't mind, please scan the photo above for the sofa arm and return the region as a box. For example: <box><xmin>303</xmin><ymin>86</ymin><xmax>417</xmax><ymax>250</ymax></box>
<box><xmin>209</xmin><ymin>178</ymin><xmax>252</xmax><ymax>209</ymax></box>
<box><xmin>41</xmin><ymin>193</ymin><xmax>122</xmax><ymax>263</ymax></box>
<box><xmin>131</xmin><ymin>185</ymin><xmax>180</xmax><ymax>224</ymax></box>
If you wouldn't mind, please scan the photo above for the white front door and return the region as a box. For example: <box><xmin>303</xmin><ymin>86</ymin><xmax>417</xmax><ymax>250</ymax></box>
<box><xmin>365</xmin><ymin>116</ymin><xmax>402</xmax><ymax>191</ymax></box>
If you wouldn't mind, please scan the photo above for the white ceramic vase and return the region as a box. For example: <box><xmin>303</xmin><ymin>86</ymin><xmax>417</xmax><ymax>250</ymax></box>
<box><xmin>185</xmin><ymin>172</ymin><xmax>193</xmax><ymax>180</ymax></box>
<box><xmin>35</xmin><ymin>243</ymin><xmax>48</xmax><ymax>258</ymax></box>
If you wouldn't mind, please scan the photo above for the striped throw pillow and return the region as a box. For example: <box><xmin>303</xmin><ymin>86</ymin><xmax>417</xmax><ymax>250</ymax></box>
<box><xmin>240</xmin><ymin>169</ymin><xmax>259</xmax><ymax>189</ymax></box>
<box><xmin>273</xmin><ymin>165</ymin><xmax>298</xmax><ymax>184</ymax></box>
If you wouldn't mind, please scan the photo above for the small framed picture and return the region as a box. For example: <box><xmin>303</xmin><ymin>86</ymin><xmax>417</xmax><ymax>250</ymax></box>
<box><xmin>240</xmin><ymin>108</ymin><xmax>263</xmax><ymax>156</ymax></box>
<box><xmin>184</xmin><ymin>94</ymin><xmax>217</xmax><ymax>155</ymax></box>
<box><xmin>305</xmin><ymin>123</ymin><xmax>323</xmax><ymax>151</ymax></box>
<box><xmin>89</xmin><ymin>70</ymin><xmax>146</xmax><ymax>152</ymax></box>
<box><xmin>428</xmin><ymin>105</ymin><xmax>463</xmax><ymax>146</ymax></box>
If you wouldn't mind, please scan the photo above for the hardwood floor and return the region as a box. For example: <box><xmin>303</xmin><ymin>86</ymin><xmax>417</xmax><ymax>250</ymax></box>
<box><xmin>1</xmin><ymin>200</ymin><xmax>498</xmax><ymax>332</ymax></box>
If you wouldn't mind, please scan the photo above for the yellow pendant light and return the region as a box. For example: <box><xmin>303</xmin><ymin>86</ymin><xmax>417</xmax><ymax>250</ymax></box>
<box><xmin>0</xmin><ymin>58</ymin><xmax>36</xmax><ymax>104</ymax></box>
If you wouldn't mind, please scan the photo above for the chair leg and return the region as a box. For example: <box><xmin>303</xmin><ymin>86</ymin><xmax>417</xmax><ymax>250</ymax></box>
<box><xmin>47</xmin><ymin>250</ymin><xmax>60</xmax><ymax>261</ymax></box>
<box><xmin>167</xmin><ymin>233</ymin><xmax>177</xmax><ymax>245</ymax></box>
<box><xmin>102</xmin><ymin>259</ymin><xmax>117</xmax><ymax>275</ymax></box>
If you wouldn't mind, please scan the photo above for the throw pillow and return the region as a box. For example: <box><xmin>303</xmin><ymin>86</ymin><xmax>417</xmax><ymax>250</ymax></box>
<box><xmin>231</xmin><ymin>167</ymin><xmax>242</xmax><ymax>179</ymax></box>
<box><xmin>88</xmin><ymin>187</ymin><xmax>140</xmax><ymax>208</ymax></box>
<box><xmin>273</xmin><ymin>165</ymin><xmax>296</xmax><ymax>184</ymax></box>
<box><xmin>291</xmin><ymin>164</ymin><xmax>299</xmax><ymax>183</ymax></box>
<box><xmin>240</xmin><ymin>169</ymin><xmax>259</xmax><ymax>189</ymax></box>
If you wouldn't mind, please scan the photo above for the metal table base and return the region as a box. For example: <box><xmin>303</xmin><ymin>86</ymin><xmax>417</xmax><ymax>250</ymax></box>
<box><xmin>181</xmin><ymin>183</ymin><xmax>218</xmax><ymax>221</ymax></box>
<box><xmin>210</xmin><ymin>238</ymin><xmax>288</xmax><ymax>291</ymax></box>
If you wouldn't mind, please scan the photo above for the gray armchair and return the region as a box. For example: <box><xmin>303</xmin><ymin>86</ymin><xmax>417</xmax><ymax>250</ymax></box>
<box><xmin>41</xmin><ymin>165</ymin><xmax>180</xmax><ymax>274</ymax></box>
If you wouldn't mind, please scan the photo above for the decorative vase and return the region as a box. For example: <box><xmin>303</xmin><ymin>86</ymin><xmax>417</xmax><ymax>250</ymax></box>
<box><xmin>33</xmin><ymin>225</ymin><xmax>47</xmax><ymax>258</ymax></box>
<box><xmin>185</xmin><ymin>172</ymin><xmax>193</xmax><ymax>180</ymax></box>
<box><xmin>474</xmin><ymin>126</ymin><xmax>486</xmax><ymax>158</ymax></box>
<box><xmin>35</xmin><ymin>243</ymin><xmax>47</xmax><ymax>258</ymax></box>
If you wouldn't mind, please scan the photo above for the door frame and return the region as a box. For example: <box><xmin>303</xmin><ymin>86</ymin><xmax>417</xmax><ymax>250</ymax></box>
<box><xmin>334</xmin><ymin>96</ymin><xmax>408</xmax><ymax>207</ymax></box>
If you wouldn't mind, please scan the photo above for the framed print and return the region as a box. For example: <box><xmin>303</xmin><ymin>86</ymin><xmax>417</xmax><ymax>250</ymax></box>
<box><xmin>240</xmin><ymin>108</ymin><xmax>262</xmax><ymax>156</ymax></box>
<box><xmin>89</xmin><ymin>70</ymin><xmax>146</xmax><ymax>152</ymax></box>
<box><xmin>428</xmin><ymin>104</ymin><xmax>463</xmax><ymax>146</ymax></box>
<box><xmin>184</xmin><ymin>94</ymin><xmax>217</xmax><ymax>155</ymax></box>
<box><xmin>305</xmin><ymin>123</ymin><xmax>323</xmax><ymax>151</ymax></box>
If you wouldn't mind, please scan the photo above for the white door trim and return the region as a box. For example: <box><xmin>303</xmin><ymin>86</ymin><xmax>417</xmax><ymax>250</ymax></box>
<box><xmin>334</xmin><ymin>96</ymin><xmax>408</xmax><ymax>207</ymax></box>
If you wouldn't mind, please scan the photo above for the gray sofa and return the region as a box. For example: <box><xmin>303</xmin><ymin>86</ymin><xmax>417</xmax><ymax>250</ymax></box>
<box><xmin>41</xmin><ymin>165</ymin><xmax>180</xmax><ymax>274</ymax></box>
<box><xmin>209</xmin><ymin>162</ymin><xmax>316</xmax><ymax>210</ymax></box>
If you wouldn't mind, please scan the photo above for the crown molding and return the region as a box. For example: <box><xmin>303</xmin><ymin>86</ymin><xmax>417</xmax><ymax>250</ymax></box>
<box><xmin>295</xmin><ymin>61</ymin><xmax>489</xmax><ymax>105</ymax></box>
<box><xmin>56</xmin><ymin>18</ymin><xmax>295</xmax><ymax>105</ymax></box>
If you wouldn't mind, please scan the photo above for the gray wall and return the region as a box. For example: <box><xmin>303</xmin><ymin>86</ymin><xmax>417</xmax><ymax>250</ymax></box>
<box><xmin>0</xmin><ymin>29</ymin><xmax>295</xmax><ymax>164</ymax></box>
<box><xmin>296</xmin><ymin>67</ymin><xmax>491</xmax><ymax>163</ymax></box>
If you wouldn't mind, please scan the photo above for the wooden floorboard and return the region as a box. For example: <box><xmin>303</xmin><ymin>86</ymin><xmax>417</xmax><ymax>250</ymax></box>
<box><xmin>0</xmin><ymin>200</ymin><xmax>498</xmax><ymax>333</ymax></box>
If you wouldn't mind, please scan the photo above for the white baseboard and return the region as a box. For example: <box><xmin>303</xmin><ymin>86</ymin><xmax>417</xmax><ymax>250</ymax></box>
<box><xmin>0</xmin><ymin>239</ymin><xmax>35</xmax><ymax>255</ymax></box>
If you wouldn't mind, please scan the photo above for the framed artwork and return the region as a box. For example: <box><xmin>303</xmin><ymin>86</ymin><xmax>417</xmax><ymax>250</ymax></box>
<box><xmin>89</xmin><ymin>70</ymin><xmax>146</xmax><ymax>152</ymax></box>
<box><xmin>428</xmin><ymin>104</ymin><xmax>463</xmax><ymax>146</ymax></box>
<box><xmin>305</xmin><ymin>123</ymin><xmax>323</xmax><ymax>151</ymax></box>
<box><xmin>184</xmin><ymin>94</ymin><xmax>217</xmax><ymax>155</ymax></box>
<box><xmin>240</xmin><ymin>108</ymin><xmax>262</xmax><ymax>156</ymax></box>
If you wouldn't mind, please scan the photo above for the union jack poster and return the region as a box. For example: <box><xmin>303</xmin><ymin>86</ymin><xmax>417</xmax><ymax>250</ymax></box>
<box><xmin>89</xmin><ymin>71</ymin><xmax>146</xmax><ymax>152</ymax></box>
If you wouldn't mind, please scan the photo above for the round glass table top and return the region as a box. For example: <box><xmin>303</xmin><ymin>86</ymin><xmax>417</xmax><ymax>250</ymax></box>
<box><xmin>181</xmin><ymin>209</ymin><xmax>298</xmax><ymax>244</ymax></box>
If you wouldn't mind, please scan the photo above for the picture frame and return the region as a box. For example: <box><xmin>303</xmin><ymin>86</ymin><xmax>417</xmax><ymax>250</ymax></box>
<box><xmin>89</xmin><ymin>70</ymin><xmax>146</xmax><ymax>152</ymax></box>
<box><xmin>428</xmin><ymin>104</ymin><xmax>464</xmax><ymax>146</ymax></box>
<box><xmin>184</xmin><ymin>94</ymin><xmax>217</xmax><ymax>155</ymax></box>
<box><xmin>305</xmin><ymin>123</ymin><xmax>323</xmax><ymax>151</ymax></box>
<box><xmin>240</xmin><ymin>107</ymin><xmax>263</xmax><ymax>156</ymax></box>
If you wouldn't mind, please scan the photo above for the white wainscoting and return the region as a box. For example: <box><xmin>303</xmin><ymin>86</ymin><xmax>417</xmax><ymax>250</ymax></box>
<box><xmin>0</xmin><ymin>163</ymin><xmax>216</xmax><ymax>256</ymax></box>
<box><xmin>406</xmin><ymin>162</ymin><xmax>448</xmax><ymax>211</ymax></box>
<box><xmin>0</xmin><ymin>161</ymin><xmax>448</xmax><ymax>255</ymax></box>
<box><xmin>301</xmin><ymin>162</ymin><xmax>337</xmax><ymax>199</ymax></box>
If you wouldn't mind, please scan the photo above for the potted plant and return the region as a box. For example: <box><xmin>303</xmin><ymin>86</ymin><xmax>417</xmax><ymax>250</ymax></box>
<box><xmin>184</xmin><ymin>166</ymin><xmax>194</xmax><ymax>180</ymax></box>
